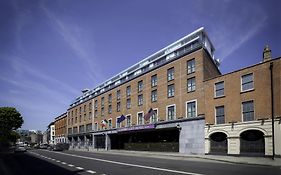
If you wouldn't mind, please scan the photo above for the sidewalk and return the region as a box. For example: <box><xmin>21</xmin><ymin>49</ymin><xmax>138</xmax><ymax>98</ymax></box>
<box><xmin>73</xmin><ymin>149</ymin><xmax>281</xmax><ymax>167</ymax></box>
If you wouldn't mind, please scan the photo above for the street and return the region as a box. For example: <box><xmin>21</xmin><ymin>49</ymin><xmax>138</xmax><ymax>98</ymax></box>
<box><xmin>1</xmin><ymin>150</ymin><xmax>280</xmax><ymax>175</ymax></box>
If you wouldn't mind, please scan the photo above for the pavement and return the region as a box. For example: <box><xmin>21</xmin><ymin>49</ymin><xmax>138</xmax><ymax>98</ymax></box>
<box><xmin>72</xmin><ymin>149</ymin><xmax>281</xmax><ymax>167</ymax></box>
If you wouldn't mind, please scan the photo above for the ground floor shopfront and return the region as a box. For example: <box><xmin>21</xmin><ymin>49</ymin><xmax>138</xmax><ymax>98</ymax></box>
<box><xmin>67</xmin><ymin>118</ymin><xmax>280</xmax><ymax>157</ymax></box>
<box><xmin>68</xmin><ymin>117</ymin><xmax>205</xmax><ymax>154</ymax></box>
<box><xmin>205</xmin><ymin>119</ymin><xmax>281</xmax><ymax>157</ymax></box>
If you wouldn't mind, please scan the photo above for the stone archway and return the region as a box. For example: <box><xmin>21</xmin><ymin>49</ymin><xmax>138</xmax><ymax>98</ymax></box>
<box><xmin>240</xmin><ymin>130</ymin><xmax>265</xmax><ymax>156</ymax></box>
<box><xmin>209</xmin><ymin>132</ymin><xmax>228</xmax><ymax>154</ymax></box>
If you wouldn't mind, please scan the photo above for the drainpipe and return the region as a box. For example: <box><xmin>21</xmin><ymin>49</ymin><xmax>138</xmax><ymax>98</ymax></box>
<box><xmin>269</xmin><ymin>62</ymin><xmax>275</xmax><ymax>160</ymax></box>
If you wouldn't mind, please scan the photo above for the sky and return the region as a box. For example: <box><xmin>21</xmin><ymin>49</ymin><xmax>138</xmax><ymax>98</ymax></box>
<box><xmin>0</xmin><ymin>0</ymin><xmax>280</xmax><ymax>131</ymax></box>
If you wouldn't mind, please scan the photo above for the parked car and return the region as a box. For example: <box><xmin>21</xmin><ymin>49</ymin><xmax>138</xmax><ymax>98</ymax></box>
<box><xmin>14</xmin><ymin>145</ymin><xmax>27</xmax><ymax>153</ymax></box>
<box><xmin>48</xmin><ymin>144</ymin><xmax>63</xmax><ymax>151</ymax></box>
<box><xmin>39</xmin><ymin>144</ymin><xmax>49</xmax><ymax>149</ymax></box>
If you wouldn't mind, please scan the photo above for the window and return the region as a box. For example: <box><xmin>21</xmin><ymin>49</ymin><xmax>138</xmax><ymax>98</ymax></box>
<box><xmin>94</xmin><ymin>99</ymin><xmax>98</xmax><ymax>109</ymax></box>
<box><xmin>187</xmin><ymin>100</ymin><xmax>196</xmax><ymax>118</ymax></box>
<box><xmin>126</xmin><ymin>98</ymin><xmax>131</xmax><ymax>109</ymax></box>
<box><xmin>116</xmin><ymin>118</ymin><xmax>120</xmax><ymax>128</ymax></box>
<box><xmin>84</xmin><ymin>113</ymin><xmax>86</xmax><ymax>121</ymax></box>
<box><xmin>75</xmin><ymin>117</ymin><xmax>77</xmax><ymax>123</ymax></box>
<box><xmin>167</xmin><ymin>67</ymin><xmax>175</xmax><ymax>81</ymax></box>
<box><xmin>71</xmin><ymin>118</ymin><xmax>73</xmax><ymax>125</ymax></box>
<box><xmin>137</xmin><ymin>112</ymin><xmax>144</xmax><ymax>125</ymax></box>
<box><xmin>108</xmin><ymin>104</ymin><xmax>112</xmax><ymax>114</ymax></box>
<box><xmin>68</xmin><ymin>128</ymin><xmax>72</xmax><ymax>134</ymax></box>
<box><xmin>187</xmin><ymin>77</ymin><xmax>196</xmax><ymax>92</ymax></box>
<box><xmin>151</xmin><ymin>109</ymin><xmax>158</xmax><ymax>123</ymax></box>
<box><xmin>187</xmin><ymin>59</ymin><xmax>195</xmax><ymax>74</ymax></box>
<box><xmin>126</xmin><ymin>115</ymin><xmax>131</xmax><ymax>127</ymax></box>
<box><xmin>94</xmin><ymin>123</ymin><xmax>98</xmax><ymax>131</ymax></box>
<box><xmin>167</xmin><ymin>84</ymin><xmax>175</xmax><ymax>97</ymax></box>
<box><xmin>215</xmin><ymin>81</ymin><xmax>224</xmax><ymax>97</ymax></box>
<box><xmin>84</xmin><ymin>105</ymin><xmax>86</xmax><ymax>112</ymax></box>
<box><xmin>138</xmin><ymin>94</ymin><xmax>143</xmax><ymax>106</ymax></box>
<box><xmin>151</xmin><ymin>74</ymin><xmax>157</xmax><ymax>87</ymax></box>
<box><xmin>94</xmin><ymin>109</ymin><xmax>98</xmax><ymax>117</ymax></box>
<box><xmin>167</xmin><ymin>105</ymin><xmax>175</xmax><ymax>121</ymax></box>
<box><xmin>108</xmin><ymin>94</ymin><xmax>112</xmax><ymax>103</ymax></box>
<box><xmin>241</xmin><ymin>73</ymin><xmax>254</xmax><ymax>91</ymax></box>
<box><xmin>216</xmin><ymin>106</ymin><xmax>225</xmax><ymax>124</ymax></box>
<box><xmin>101</xmin><ymin>107</ymin><xmax>104</xmax><ymax>116</ymax></box>
<box><xmin>86</xmin><ymin>124</ymin><xmax>92</xmax><ymax>132</ymax></box>
<box><xmin>242</xmin><ymin>101</ymin><xmax>254</xmax><ymax>121</ymax></box>
<box><xmin>151</xmin><ymin>90</ymin><xmax>157</xmax><ymax>102</ymax></box>
<box><xmin>79</xmin><ymin>107</ymin><xmax>81</xmax><ymax>114</ymax></box>
<box><xmin>117</xmin><ymin>90</ymin><xmax>121</xmax><ymax>100</ymax></box>
<box><xmin>117</xmin><ymin>102</ymin><xmax>121</xmax><ymax>112</ymax></box>
<box><xmin>108</xmin><ymin>119</ymin><xmax>112</xmax><ymax>129</ymax></box>
<box><xmin>79</xmin><ymin>115</ymin><xmax>82</xmax><ymax>122</ymax></box>
<box><xmin>89</xmin><ymin>111</ymin><xmax>92</xmax><ymax>119</ymax></box>
<box><xmin>138</xmin><ymin>80</ymin><xmax>143</xmax><ymax>92</ymax></box>
<box><xmin>126</xmin><ymin>86</ymin><xmax>131</xmax><ymax>97</ymax></box>
<box><xmin>89</xmin><ymin>102</ymin><xmax>92</xmax><ymax>110</ymax></box>
<box><xmin>79</xmin><ymin>125</ymin><xmax>85</xmax><ymax>133</ymax></box>
<box><xmin>101</xmin><ymin>97</ymin><xmax>105</xmax><ymax>107</ymax></box>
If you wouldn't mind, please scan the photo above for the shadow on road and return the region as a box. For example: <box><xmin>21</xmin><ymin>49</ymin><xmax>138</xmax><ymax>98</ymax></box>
<box><xmin>0</xmin><ymin>152</ymin><xmax>81</xmax><ymax>175</ymax></box>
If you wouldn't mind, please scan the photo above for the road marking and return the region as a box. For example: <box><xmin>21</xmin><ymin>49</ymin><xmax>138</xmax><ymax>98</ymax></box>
<box><xmin>68</xmin><ymin>164</ymin><xmax>74</xmax><ymax>167</ymax></box>
<box><xmin>76</xmin><ymin>167</ymin><xmax>84</xmax><ymax>170</ymax></box>
<box><xmin>56</xmin><ymin>160</ymin><xmax>61</xmax><ymax>163</ymax></box>
<box><xmin>86</xmin><ymin>170</ymin><xmax>96</xmax><ymax>174</ymax></box>
<box><xmin>49</xmin><ymin>151</ymin><xmax>204</xmax><ymax>175</ymax></box>
<box><xmin>61</xmin><ymin>162</ymin><xmax>67</xmax><ymax>165</ymax></box>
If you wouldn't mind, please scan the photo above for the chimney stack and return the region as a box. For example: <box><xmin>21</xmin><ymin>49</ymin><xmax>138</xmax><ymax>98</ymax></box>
<box><xmin>263</xmin><ymin>45</ymin><xmax>271</xmax><ymax>62</ymax></box>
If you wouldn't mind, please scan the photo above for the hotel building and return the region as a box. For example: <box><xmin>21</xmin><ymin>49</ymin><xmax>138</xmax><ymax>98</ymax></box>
<box><xmin>66</xmin><ymin>28</ymin><xmax>281</xmax><ymax>156</ymax></box>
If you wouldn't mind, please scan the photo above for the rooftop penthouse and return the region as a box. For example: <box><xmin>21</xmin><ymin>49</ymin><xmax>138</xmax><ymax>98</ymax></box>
<box><xmin>69</xmin><ymin>27</ymin><xmax>218</xmax><ymax>108</ymax></box>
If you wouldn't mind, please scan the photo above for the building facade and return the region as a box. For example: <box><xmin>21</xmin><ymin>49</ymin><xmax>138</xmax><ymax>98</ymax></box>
<box><xmin>66</xmin><ymin>27</ymin><xmax>281</xmax><ymax>156</ymax></box>
<box><xmin>54</xmin><ymin>112</ymin><xmax>67</xmax><ymax>144</ymax></box>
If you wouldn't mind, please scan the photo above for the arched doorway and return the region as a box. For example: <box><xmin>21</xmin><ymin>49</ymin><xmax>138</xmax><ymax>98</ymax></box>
<box><xmin>240</xmin><ymin>130</ymin><xmax>265</xmax><ymax>156</ymax></box>
<box><xmin>210</xmin><ymin>132</ymin><xmax>227</xmax><ymax>154</ymax></box>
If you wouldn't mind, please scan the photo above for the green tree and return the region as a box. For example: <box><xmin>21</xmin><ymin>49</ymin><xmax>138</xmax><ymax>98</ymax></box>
<box><xmin>0</xmin><ymin>107</ymin><xmax>24</xmax><ymax>150</ymax></box>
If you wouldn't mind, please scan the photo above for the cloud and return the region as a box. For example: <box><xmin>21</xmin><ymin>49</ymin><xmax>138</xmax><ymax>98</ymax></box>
<box><xmin>40</xmin><ymin>4</ymin><xmax>105</xmax><ymax>85</ymax></box>
<box><xmin>208</xmin><ymin>2</ymin><xmax>268</xmax><ymax>61</ymax></box>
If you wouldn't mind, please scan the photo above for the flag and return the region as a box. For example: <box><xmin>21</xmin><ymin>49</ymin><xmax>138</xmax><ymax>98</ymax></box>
<box><xmin>101</xmin><ymin>119</ymin><xmax>108</xmax><ymax>127</ymax></box>
<box><xmin>117</xmin><ymin>115</ymin><xmax>125</xmax><ymax>123</ymax></box>
<box><xmin>144</xmin><ymin>108</ymin><xmax>156</xmax><ymax>121</ymax></box>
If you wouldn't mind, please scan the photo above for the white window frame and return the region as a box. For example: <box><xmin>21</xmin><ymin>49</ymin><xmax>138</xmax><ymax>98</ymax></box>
<box><xmin>108</xmin><ymin>118</ymin><xmax>112</xmax><ymax>129</ymax></box>
<box><xmin>215</xmin><ymin>105</ymin><xmax>225</xmax><ymax>125</ymax></box>
<box><xmin>94</xmin><ymin>122</ymin><xmax>98</xmax><ymax>131</ymax></box>
<box><xmin>214</xmin><ymin>81</ymin><xmax>225</xmax><ymax>97</ymax></box>
<box><xmin>185</xmin><ymin>99</ymin><xmax>197</xmax><ymax>118</ymax></box>
<box><xmin>126</xmin><ymin>114</ymin><xmax>132</xmax><ymax>127</ymax></box>
<box><xmin>150</xmin><ymin>108</ymin><xmax>158</xmax><ymax>123</ymax></box>
<box><xmin>116</xmin><ymin>117</ymin><xmax>121</xmax><ymax>128</ymax></box>
<box><xmin>166</xmin><ymin>104</ymin><xmax>176</xmax><ymax>121</ymax></box>
<box><xmin>241</xmin><ymin>100</ymin><xmax>255</xmax><ymax>122</ymax></box>
<box><xmin>137</xmin><ymin>111</ymin><xmax>144</xmax><ymax>125</ymax></box>
<box><xmin>241</xmin><ymin>73</ymin><xmax>254</xmax><ymax>92</ymax></box>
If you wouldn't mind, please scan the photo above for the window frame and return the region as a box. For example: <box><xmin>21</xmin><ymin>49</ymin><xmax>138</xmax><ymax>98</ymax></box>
<box><xmin>151</xmin><ymin>89</ymin><xmax>157</xmax><ymax>102</ymax></box>
<box><xmin>187</xmin><ymin>58</ymin><xmax>195</xmax><ymax>74</ymax></box>
<box><xmin>186</xmin><ymin>99</ymin><xmax>197</xmax><ymax>118</ymax></box>
<box><xmin>187</xmin><ymin>77</ymin><xmax>196</xmax><ymax>92</ymax></box>
<box><xmin>151</xmin><ymin>74</ymin><xmax>158</xmax><ymax>87</ymax></box>
<box><xmin>241</xmin><ymin>73</ymin><xmax>254</xmax><ymax>92</ymax></box>
<box><xmin>215</xmin><ymin>105</ymin><xmax>225</xmax><ymax>124</ymax></box>
<box><xmin>167</xmin><ymin>67</ymin><xmax>175</xmax><ymax>81</ymax></box>
<box><xmin>166</xmin><ymin>104</ymin><xmax>176</xmax><ymax>121</ymax></box>
<box><xmin>167</xmin><ymin>84</ymin><xmax>175</xmax><ymax>98</ymax></box>
<box><xmin>214</xmin><ymin>81</ymin><xmax>225</xmax><ymax>97</ymax></box>
<box><xmin>242</xmin><ymin>100</ymin><xmax>255</xmax><ymax>122</ymax></box>
<box><xmin>137</xmin><ymin>111</ymin><xmax>144</xmax><ymax>125</ymax></box>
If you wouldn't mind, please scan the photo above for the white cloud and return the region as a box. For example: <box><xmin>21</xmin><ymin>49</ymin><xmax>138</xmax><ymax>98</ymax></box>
<box><xmin>41</xmin><ymin>4</ymin><xmax>105</xmax><ymax>85</ymax></box>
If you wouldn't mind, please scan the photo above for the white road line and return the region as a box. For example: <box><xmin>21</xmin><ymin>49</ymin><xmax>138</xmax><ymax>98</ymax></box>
<box><xmin>76</xmin><ymin>167</ymin><xmax>84</xmax><ymax>170</ymax></box>
<box><xmin>68</xmin><ymin>164</ymin><xmax>74</xmax><ymax>167</ymax></box>
<box><xmin>61</xmin><ymin>162</ymin><xmax>67</xmax><ymax>165</ymax></box>
<box><xmin>86</xmin><ymin>170</ymin><xmax>96</xmax><ymax>174</ymax></box>
<box><xmin>56</xmin><ymin>160</ymin><xmax>61</xmax><ymax>163</ymax></box>
<box><xmin>49</xmin><ymin>151</ymin><xmax>204</xmax><ymax>175</ymax></box>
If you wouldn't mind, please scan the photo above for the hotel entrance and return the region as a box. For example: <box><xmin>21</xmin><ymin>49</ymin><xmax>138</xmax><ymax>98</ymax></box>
<box><xmin>110</xmin><ymin>127</ymin><xmax>179</xmax><ymax>152</ymax></box>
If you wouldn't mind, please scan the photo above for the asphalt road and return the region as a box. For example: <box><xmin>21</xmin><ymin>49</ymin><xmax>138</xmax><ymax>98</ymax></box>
<box><xmin>1</xmin><ymin>149</ymin><xmax>280</xmax><ymax>175</ymax></box>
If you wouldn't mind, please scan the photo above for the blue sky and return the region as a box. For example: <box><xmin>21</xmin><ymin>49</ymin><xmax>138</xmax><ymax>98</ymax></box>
<box><xmin>0</xmin><ymin>0</ymin><xmax>280</xmax><ymax>131</ymax></box>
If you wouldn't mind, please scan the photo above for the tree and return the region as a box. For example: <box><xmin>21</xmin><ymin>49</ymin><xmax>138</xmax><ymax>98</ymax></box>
<box><xmin>0</xmin><ymin>107</ymin><xmax>24</xmax><ymax>150</ymax></box>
